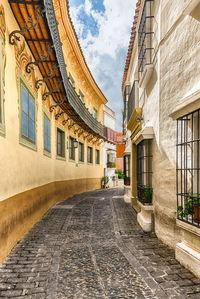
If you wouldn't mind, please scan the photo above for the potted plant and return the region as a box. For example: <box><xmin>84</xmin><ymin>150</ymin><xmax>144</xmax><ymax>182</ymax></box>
<box><xmin>124</xmin><ymin>176</ymin><xmax>130</xmax><ymax>185</ymax></box>
<box><xmin>102</xmin><ymin>176</ymin><xmax>109</xmax><ymax>188</ymax></box>
<box><xmin>178</xmin><ymin>193</ymin><xmax>200</xmax><ymax>223</ymax></box>
<box><xmin>137</xmin><ymin>184</ymin><xmax>153</xmax><ymax>204</ymax></box>
<box><xmin>115</xmin><ymin>169</ymin><xmax>124</xmax><ymax>179</ymax></box>
<box><xmin>143</xmin><ymin>185</ymin><xmax>153</xmax><ymax>204</ymax></box>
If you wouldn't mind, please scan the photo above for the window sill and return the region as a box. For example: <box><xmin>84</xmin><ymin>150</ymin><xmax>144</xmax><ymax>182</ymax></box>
<box><xmin>183</xmin><ymin>0</ymin><xmax>200</xmax><ymax>15</ymax></box>
<box><xmin>87</xmin><ymin>162</ymin><xmax>93</xmax><ymax>165</ymax></box>
<box><xmin>138</xmin><ymin>64</ymin><xmax>154</xmax><ymax>89</ymax></box>
<box><xmin>176</xmin><ymin>219</ymin><xmax>200</xmax><ymax>237</ymax></box>
<box><xmin>138</xmin><ymin>200</ymin><xmax>153</xmax><ymax>210</ymax></box>
<box><xmin>69</xmin><ymin>158</ymin><xmax>76</xmax><ymax>163</ymax></box>
<box><xmin>43</xmin><ymin>150</ymin><xmax>51</xmax><ymax>158</ymax></box>
<box><xmin>169</xmin><ymin>87</ymin><xmax>200</xmax><ymax>120</ymax></box>
<box><xmin>19</xmin><ymin>136</ymin><xmax>37</xmax><ymax>151</ymax></box>
<box><xmin>78</xmin><ymin>160</ymin><xmax>85</xmax><ymax>164</ymax></box>
<box><xmin>56</xmin><ymin>155</ymin><xmax>66</xmax><ymax>161</ymax></box>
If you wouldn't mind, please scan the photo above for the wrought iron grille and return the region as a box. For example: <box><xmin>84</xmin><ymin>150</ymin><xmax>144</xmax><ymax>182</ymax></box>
<box><xmin>124</xmin><ymin>154</ymin><xmax>130</xmax><ymax>186</ymax></box>
<box><xmin>127</xmin><ymin>81</ymin><xmax>139</xmax><ymax>123</ymax></box>
<box><xmin>137</xmin><ymin>140</ymin><xmax>153</xmax><ymax>204</ymax></box>
<box><xmin>138</xmin><ymin>0</ymin><xmax>154</xmax><ymax>81</ymax></box>
<box><xmin>176</xmin><ymin>109</ymin><xmax>200</xmax><ymax>227</ymax></box>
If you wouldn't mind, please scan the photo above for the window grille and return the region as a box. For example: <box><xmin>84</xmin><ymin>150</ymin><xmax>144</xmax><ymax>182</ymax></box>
<box><xmin>176</xmin><ymin>109</ymin><xmax>200</xmax><ymax>227</ymax></box>
<box><xmin>127</xmin><ymin>81</ymin><xmax>139</xmax><ymax>123</ymax></box>
<box><xmin>124</xmin><ymin>154</ymin><xmax>130</xmax><ymax>186</ymax></box>
<box><xmin>138</xmin><ymin>0</ymin><xmax>154</xmax><ymax>81</ymax></box>
<box><xmin>137</xmin><ymin>140</ymin><xmax>153</xmax><ymax>204</ymax></box>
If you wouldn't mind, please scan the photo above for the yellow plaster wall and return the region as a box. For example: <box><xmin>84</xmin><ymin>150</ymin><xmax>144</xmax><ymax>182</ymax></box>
<box><xmin>54</xmin><ymin>0</ymin><xmax>106</xmax><ymax>123</ymax></box>
<box><xmin>0</xmin><ymin>0</ymin><xmax>105</xmax><ymax>262</ymax></box>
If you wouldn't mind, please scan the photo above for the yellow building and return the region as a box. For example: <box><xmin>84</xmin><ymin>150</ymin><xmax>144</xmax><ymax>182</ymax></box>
<box><xmin>0</xmin><ymin>0</ymin><xmax>107</xmax><ymax>263</ymax></box>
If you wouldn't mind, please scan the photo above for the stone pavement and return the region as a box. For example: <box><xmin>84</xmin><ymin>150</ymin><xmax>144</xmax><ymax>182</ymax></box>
<box><xmin>0</xmin><ymin>188</ymin><xmax>200</xmax><ymax>299</ymax></box>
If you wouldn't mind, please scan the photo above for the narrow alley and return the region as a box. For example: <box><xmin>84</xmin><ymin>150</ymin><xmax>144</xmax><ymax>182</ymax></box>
<box><xmin>0</xmin><ymin>188</ymin><xmax>200</xmax><ymax>299</ymax></box>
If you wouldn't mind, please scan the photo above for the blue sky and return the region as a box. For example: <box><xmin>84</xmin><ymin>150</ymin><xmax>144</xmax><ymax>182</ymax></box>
<box><xmin>69</xmin><ymin>0</ymin><xmax>137</xmax><ymax>131</ymax></box>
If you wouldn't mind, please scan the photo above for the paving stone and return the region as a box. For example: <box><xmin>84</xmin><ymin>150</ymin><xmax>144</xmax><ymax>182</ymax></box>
<box><xmin>0</xmin><ymin>188</ymin><xmax>199</xmax><ymax>298</ymax></box>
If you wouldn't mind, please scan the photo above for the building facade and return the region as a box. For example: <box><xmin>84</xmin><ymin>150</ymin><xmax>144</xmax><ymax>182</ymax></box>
<box><xmin>123</xmin><ymin>0</ymin><xmax>200</xmax><ymax>278</ymax></box>
<box><xmin>103</xmin><ymin>105</ymin><xmax>117</xmax><ymax>188</ymax></box>
<box><xmin>0</xmin><ymin>0</ymin><xmax>108</xmax><ymax>263</ymax></box>
<box><xmin>116</xmin><ymin>132</ymin><xmax>125</xmax><ymax>171</ymax></box>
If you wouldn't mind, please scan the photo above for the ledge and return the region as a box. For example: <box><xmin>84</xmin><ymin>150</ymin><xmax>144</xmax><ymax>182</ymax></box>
<box><xmin>176</xmin><ymin>242</ymin><xmax>200</xmax><ymax>279</ymax></box>
<box><xmin>132</xmin><ymin>126</ymin><xmax>154</xmax><ymax>145</ymax></box>
<box><xmin>176</xmin><ymin>219</ymin><xmax>200</xmax><ymax>237</ymax></box>
<box><xmin>183</xmin><ymin>0</ymin><xmax>200</xmax><ymax>15</ymax></box>
<box><xmin>138</xmin><ymin>64</ymin><xmax>154</xmax><ymax>89</ymax></box>
<box><xmin>169</xmin><ymin>86</ymin><xmax>200</xmax><ymax>120</ymax></box>
<box><xmin>138</xmin><ymin>200</ymin><xmax>153</xmax><ymax>211</ymax></box>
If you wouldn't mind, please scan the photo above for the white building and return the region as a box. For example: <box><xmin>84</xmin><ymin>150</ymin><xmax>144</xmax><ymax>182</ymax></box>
<box><xmin>103</xmin><ymin>105</ymin><xmax>117</xmax><ymax>188</ymax></box>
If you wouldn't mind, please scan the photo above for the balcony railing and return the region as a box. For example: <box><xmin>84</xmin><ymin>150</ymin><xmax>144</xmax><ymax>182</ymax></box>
<box><xmin>67</xmin><ymin>81</ymin><xmax>105</xmax><ymax>138</ymax></box>
<box><xmin>104</xmin><ymin>127</ymin><xmax>117</xmax><ymax>144</ymax></box>
<box><xmin>138</xmin><ymin>0</ymin><xmax>154</xmax><ymax>81</ymax></box>
<box><xmin>127</xmin><ymin>81</ymin><xmax>138</xmax><ymax>123</ymax></box>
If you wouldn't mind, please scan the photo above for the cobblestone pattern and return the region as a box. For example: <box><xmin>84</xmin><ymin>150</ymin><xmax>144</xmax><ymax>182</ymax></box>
<box><xmin>0</xmin><ymin>188</ymin><xmax>199</xmax><ymax>298</ymax></box>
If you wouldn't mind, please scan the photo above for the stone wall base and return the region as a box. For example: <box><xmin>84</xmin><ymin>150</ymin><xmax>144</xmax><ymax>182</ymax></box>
<box><xmin>0</xmin><ymin>178</ymin><xmax>101</xmax><ymax>264</ymax></box>
<box><xmin>137</xmin><ymin>201</ymin><xmax>153</xmax><ymax>232</ymax></box>
<box><xmin>176</xmin><ymin>242</ymin><xmax>200</xmax><ymax>279</ymax></box>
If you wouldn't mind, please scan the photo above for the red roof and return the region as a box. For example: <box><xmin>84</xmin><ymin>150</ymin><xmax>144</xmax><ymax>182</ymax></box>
<box><xmin>122</xmin><ymin>1</ymin><xmax>141</xmax><ymax>94</ymax></box>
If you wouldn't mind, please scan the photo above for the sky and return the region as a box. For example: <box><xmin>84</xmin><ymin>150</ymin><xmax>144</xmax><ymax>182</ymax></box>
<box><xmin>68</xmin><ymin>0</ymin><xmax>137</xmax><ymax>131</ymax></box>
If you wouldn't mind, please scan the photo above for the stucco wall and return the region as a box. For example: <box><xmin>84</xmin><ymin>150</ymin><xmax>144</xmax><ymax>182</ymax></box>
<box><xmin>0</xmin><ymin>0</ymin><xmax>105</xmax><ymax>263</ymax></box>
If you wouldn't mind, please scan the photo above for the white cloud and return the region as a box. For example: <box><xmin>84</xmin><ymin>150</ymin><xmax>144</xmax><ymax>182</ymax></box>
<box><xmin>69</xmin><ymin>0</ymin><xmax>137</xmax><ymax>130</ymax></box>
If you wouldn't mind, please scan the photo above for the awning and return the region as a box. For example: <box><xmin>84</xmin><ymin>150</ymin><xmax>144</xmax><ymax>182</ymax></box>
<box><xmin>123</xmin><ymin>143</ymin><xmax>131</xmax><ymax>156</ymax></box>
<box><xmin>8</xmin><ymin>0</ymin><xmax>105</xmax><ymax>139</ymax></box>
<box><xmin>132</xmin><ymin>126</ymin><xmax>154</xmax><ymax>145</ymax></box>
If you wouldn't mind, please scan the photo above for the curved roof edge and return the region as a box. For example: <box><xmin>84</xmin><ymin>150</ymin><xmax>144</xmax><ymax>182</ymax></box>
<box><xmin>57</xmin><ymin>0</ymin><xmax>108</xmax><ymax>104</ymax></box>
<box><xmin>122</xmin><ymin>1</ymin><xmax>141</xmax><ymax>94</ymax></box>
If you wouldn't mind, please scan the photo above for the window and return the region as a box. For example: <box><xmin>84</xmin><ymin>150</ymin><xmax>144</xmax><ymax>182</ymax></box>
<box><xmin>69</xmin><ymin>72</ymin><xmax>75</xmax><ymax>88</ymax></box>
<box><xmin>138</xmin><ymin>0</ymin><xmax>154</xmax><ymax>81</ymax></box>
<box><xmin>69</xmin><ymin>136</ymin><xmax>75</xmax><ymax>160</ymax></box>
<box><xmin>177</xmin><ymin>109</ymin><xmax>200</xmax><ymax>227</ymax></box>
<box><xmin>87</xmin><ymin>146</ymin><xmax>93</xmax><ymax>163</ymax></box>
<box><xmin>0</xmin><ymin>40</ymin><xmax>2</xmax><ymax>125</ymax></box>
<box><xmin>21</xmin><ymin>82</ymin><xmax>35</xmax><ymax>143</ymax></box>
<box><xmin>44</xmin><ymin>114</ymin><xmax>51</xmax><ymax>152</ymax></box>
<box><xmin>96</xmin><ymin>149</ymin><xmax>100</xmax><ymax>164</ymax></box>
<box><xmin>57</xmin><ymin>128</ymin><xmax>65</xmax><ymax>158</ymax></box>
<box><xmin>124</xmin><ymin>154</ymin><xmax>130</xmax><ymax>185</ymax></box>
<box><xmin>79</xmin><ymin>142</ymin><xmax>84</xmax><ymax>162</ymax></box>
<box><xmin>93</xmin><ymin>107</ymin><xmax>98</xmax><ymax>120</ymax></box>
<box><xmin>137</xmin><ymin>140</ymin><xmax>153</xmax><ymax>204</ymax></box>
<box><xmin>79</xmin><ymin>90</ymin><xmax>85</xmax><ymax>103</ymax></box>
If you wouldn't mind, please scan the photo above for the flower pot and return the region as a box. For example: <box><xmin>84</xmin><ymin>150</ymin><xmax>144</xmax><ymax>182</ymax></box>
<box><xmin>194</xmin><ymin>206</ymin><xmax>200</xmax><ymax>223</ymax></box>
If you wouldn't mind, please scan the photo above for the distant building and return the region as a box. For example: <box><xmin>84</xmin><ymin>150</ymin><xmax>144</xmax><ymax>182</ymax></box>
<box><xmin>116</xmin><ymin>132</ymin><xmax>125</xmax><ymax>171</ymax></box>
<box><xmin>103</xmin><ymin>105</ymin><xmax>117</xmax><ymax>187</ymax></box>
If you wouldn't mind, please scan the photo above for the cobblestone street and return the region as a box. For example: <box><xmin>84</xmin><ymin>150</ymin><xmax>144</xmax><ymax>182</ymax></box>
<box><xmin>0</xmin><ymin>188</ymin><xmax>200</xmax><ymax>298</ymax></box>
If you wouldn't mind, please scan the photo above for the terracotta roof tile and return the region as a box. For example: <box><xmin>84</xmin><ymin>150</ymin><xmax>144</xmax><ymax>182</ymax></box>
<box><xmin>122</xmin><ymin>1</ymin><xmax>141</xmax><ymax>94</ymax></box>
